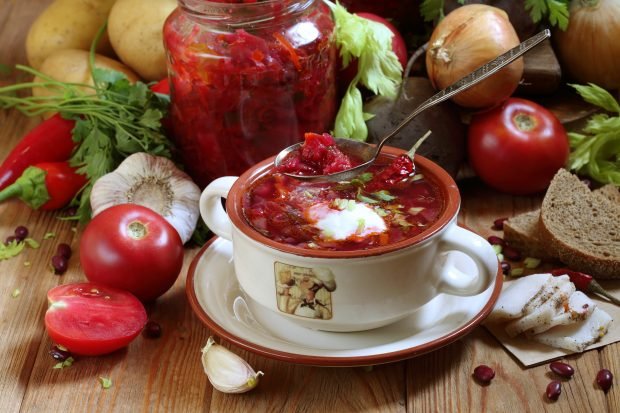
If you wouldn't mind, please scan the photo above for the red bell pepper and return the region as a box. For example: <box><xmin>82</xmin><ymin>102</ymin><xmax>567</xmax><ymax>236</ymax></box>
<box><xmin>0</xmin><ymin>114</ymin><xmax>76</xmax><ymax>191</ymax></box>
<box><xmin>0</xmin><ymin>162</ymin><xmax>87</xmax><ymax>210</ymax></box>
<box><xmin>551</xmin><ymin>268</ymin><xmax>620</xmax><ymax>306</ymax></box>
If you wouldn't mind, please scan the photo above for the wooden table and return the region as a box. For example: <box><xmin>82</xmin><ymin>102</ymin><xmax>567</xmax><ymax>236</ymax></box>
<box><xmin>1</xmin><ymin>1</ymin><xmax>618</xmax><ymax>412</ymax></box>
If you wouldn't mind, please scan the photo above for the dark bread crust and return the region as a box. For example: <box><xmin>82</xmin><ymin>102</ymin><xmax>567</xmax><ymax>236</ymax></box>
<box><xmin>539</xmin><ymin>170</ymin><xmax>620</xmax><ymax>279</ymax></box>
<box><xmin>504</xmin><ymin>210</ymin><xmax>555</xmax><ymax>261</ymax></box>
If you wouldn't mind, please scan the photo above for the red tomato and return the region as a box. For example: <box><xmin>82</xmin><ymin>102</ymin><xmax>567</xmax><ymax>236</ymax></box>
<box><xmin>80</xmin><ymin>204</ymin><xmax>184</xmax><ymax>302</ymax></box>
<box><xmin>45</xmin><ymin>282</ymin><xmax>147</xmax><ymax>356</ymax></box>
<box><xmin>468</xmin><ymin>98</ymin><xmax>569</xmax><ymax>195</ymax></box>
<box><xmin>337</xmin><ymin>12</ymin><xmax>408</xmax><ymax>94</ymax></box>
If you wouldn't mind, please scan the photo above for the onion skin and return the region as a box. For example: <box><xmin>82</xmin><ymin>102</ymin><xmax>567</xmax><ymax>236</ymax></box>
<box><xmin>554</xmin><ymin>0</ymin><xmax>620</xmax><ymax>89</ymax></box>
<box><xmin>426</xmin><ymin>4</ymin><xmax>523</xmax><ymax>108</ymax></box>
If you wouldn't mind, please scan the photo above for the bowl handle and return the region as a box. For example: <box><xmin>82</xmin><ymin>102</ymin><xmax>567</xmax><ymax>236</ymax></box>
<box><xmin>433</xmin><ymin>224</ymin><xmax>497</xmax><ymax>296</ymax></box>
<box><xmin>199</xmin><ymin>176</ymin><xmax>238</xmax><ymax>242</ymax></box>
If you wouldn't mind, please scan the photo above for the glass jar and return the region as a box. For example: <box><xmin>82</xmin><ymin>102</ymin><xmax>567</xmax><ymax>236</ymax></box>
<box><xmin>163</xmin><ymin>0</ymin><xmax>337</xmax><ymax>187</ymax></box>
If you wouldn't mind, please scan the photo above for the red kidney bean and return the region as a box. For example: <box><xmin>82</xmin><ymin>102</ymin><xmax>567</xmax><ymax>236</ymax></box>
<box><xmin>5</xmin><ymin>235</ymin><xmax>17</xmax><ymax>245</ymax></box>
<box><xmin>487</xmin><ymin>236</ymin><xmax>505</xmax><ymax>247</ymax></box>
<box><xmin>14</xmin><ymin>225</ymin><xmax>28</xmax><ymax>240</ymax></box>
<box><xmin>51</xmin><ymin>255</ymin><xmax>68</xmax><ymax>275</ymax></box>
<box><xmin>493</xmin><ymin>217</ymin><xmax>508</xmax><ymax>230</ymax></box>
<box><xmin>500</xmin><ymin>261</ymin><xmax>511</xmax><ymax>275</ymax></box>
<box><xmin>503</xmin><ymin>246</ymin><xmax>522</xmax><ymax>261</ymax></box>
<box><xmin>49</xmin><ymin>345</ymin><xmax>71</xmax><ymax>362</ymax></box>
<box><xmin>546</xmin><ymin>380</ymin><xmax>561</xmax><ymax>401</ymax></box>
<box><xmin>143</xmin><ymin>321</ymin><xmax>162</xmax><ymax>339</ymax></box>
<box><xmin>597</xmin><ymin>369</ymin><xmax>613</xmax><ymax>392</ymax></box>
<box><xmin>56</xmin><ymin>243</ymin><xmax>72</xmax><ymax>260</ymax></box>
<box><xmin>549</xmin><ymin>361</ymin><xmax>574</xmax><ymax>378</ymax></box>
<box><xmin>473</xmin><ymin>365</ymin><xmax>495</xmax><ymax>384</ymax></box>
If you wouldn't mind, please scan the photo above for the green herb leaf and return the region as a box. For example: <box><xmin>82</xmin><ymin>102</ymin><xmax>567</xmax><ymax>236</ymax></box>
<box><xmin>372</xmin><ymin>190</ymin><xmax>395</xmax><ymax>201</ymax></box>
<box><xmin>53</xmin><ymin>357</ymin><xmax>75</xmax><ymax>369</ymax></box>
<box><xmin>23</xmin><ymin>238</ymin><xmax>40</xmax><ymax>249</ymax></box>
<box><xmin>568</xmin><ymin>84</ymin><xmax>620</xmax><ymax>186</ymax></box>
<box><xmin>356</xmin><ymin>190</ymin><xmax>379</xmax><ymax>204</ymax></box>
<box><xmin>99</xmin><ymin>377</ymin><xmax>112</xmax><ymax>389</ymax></box>
<box><xmin>525</xmin><ymin>0</ymin><xmax>570</xmax><ymax>31</ymax></box>
<box><xmin>326</xmin><ymin>0</ymin><xmax>403</xmax><ymax>141</ymax></box>
<box><xmin>570</xmin><ymin>83</ymin><xmax>620</xmax><ymax>114</ymax></box>
<box><xmin>43</xmin><ymin>232</ymin><xmax>56</xmax><ymax>240</ymax></box>
<box><xmin>334</xmin><ymin>83</ymin><xmax>369</xmax><ymax>140</ymax></box>
<box><xmin>420</xmin><ymin>0</ymin><xmax>445</xmax><ymax>22</ymax></box>
<box><xmin>0</xmin><ymin>240</ymin><xmax>25</xmax><ymax>261</ymax></box>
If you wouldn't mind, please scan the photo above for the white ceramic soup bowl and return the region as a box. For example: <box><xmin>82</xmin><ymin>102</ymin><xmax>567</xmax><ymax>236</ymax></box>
<box><xmin>200</xmin><ymin>147</ymin><xmax>498</xmax><ymax>332</ymax></box>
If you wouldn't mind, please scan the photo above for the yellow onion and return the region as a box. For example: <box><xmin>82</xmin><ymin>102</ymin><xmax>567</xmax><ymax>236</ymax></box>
<box><xmin>425</xmin><ymin>4</ymin><xmax>523</xmax><ymax>109</ymax></box>
<box><xmin>554</xmin><ymin>0</ymin><xmax>620</xmax><ymax>89</ymax></box>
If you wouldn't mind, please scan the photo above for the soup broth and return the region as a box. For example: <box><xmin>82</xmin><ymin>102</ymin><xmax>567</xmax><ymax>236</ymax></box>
<box><xmin>243</xmin><ymin>163</ymin><xmax>444</xmax><ymax>251</ymax></box>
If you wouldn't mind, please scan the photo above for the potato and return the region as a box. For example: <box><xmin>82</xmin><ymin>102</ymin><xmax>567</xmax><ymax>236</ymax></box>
<box><xmin>26</xmin><ymin>0</ymin><xmax>117</xmax><ymax>69</ymax></box>
<box><xmin>32</xmin><ymin>49</ymin><xmax>140</xmax><ymax>118</ymax></box>
<box><xmin>108</xmin><ymin>0</ymin><xmax>177</xmax><ymax>81</ymax></box>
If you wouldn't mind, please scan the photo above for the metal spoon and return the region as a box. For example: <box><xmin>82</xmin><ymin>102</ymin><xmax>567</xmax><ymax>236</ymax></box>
<box><xmin>274</xmin><ymin>29</ymin><xmax>551</xmax><ymax>182</ymax></box>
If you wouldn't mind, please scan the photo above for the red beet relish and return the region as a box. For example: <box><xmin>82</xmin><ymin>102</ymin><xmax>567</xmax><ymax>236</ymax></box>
<box><xmin>163</xmin><ymin>1</ymin><xmax>337</xmax><ymax>188</ymax></box>
<box><xmin>242</xmin><ymin>163</ymin><xmax>444</xmax><ymax>251</ymax></box>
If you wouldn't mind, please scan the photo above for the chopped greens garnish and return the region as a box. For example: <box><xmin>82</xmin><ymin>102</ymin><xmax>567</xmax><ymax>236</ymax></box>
<box><xmin>356</xmin><ymin>218</ymin><xmax>366</xmax><ymax>234</ymax></box>
<box><xmin>524</xmin><ymin>257</ymin><xmax>542</xmax><ymax>269</ymax></box>
<box><xmin>11</xmin><ymin>289</ymin><xmax>20</xmax><ymax>298</ymax></box>
<box><xmin>0</xmin><ymin>240</ymin><xmax>25</xmax><ymax>261</ymax></box>
<box><xmin>356</xmin><ymin>190</ymin><xmax>379</xmax><ymax>204</ymax></box>
<box><xmin>568</xmin><ymin>83</ymin><xmax>620</xmax><ymax>186</ymax></box>
<box><xmin>53</xmin><ymin>357</ymin><xmax>75</xmax><ymax>369</ymax></box>
<box><xmin>99</xmin><ymin>377</ymin><xmax>113</xmax><ymax>389</ymax></box>
<box><xmin>43</xmin><ymin>232</ymin><xmax>56</xmax><ymax>240</ymax></box>
<box><xmin>373</xmin><ymin>190</ymin><xmax>396</xmax><ymax>201</ymax></box>
<box><xmin>24</xmin><ymin>238</ymin><xmax>40</xmax><ymax>249</ymax></box>
<box><xmin>408</xmin><ymin>207</ymin><xmax>425</xmax><ymax>215</ymax></box>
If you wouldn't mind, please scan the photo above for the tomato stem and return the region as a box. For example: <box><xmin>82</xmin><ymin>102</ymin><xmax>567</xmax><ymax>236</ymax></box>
<box><xmin>127</xmin><ymin>221</ymin><xmax>148</xmax><ymax>240</ymax></box>
<box><xmin>513</xmin><ymin>113</ymin><xmax>537</xmax><ymax>132</ymax></box>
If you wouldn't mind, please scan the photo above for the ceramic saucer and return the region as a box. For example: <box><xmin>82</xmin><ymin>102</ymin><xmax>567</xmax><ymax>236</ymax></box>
<box><xmin>186</xmin><ymin>237</ymin><xmax>502</xmax><ymax>367</ymax></box>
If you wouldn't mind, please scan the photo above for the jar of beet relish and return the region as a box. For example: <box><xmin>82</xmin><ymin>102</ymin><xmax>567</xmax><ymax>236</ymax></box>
<box><xmin>163</xmin><ymin>0</ymin><xmax>337</xmax><ymax>187</ymax></box>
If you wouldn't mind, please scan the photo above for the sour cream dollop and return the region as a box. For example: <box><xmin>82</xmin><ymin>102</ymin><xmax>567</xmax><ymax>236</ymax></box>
<box><xmin>305</xmin><ymin>200</ymin><xmax>387</xmax><ymax>240</ymax></box>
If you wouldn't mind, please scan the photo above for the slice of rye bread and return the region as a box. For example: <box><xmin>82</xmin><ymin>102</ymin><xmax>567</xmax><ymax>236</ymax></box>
<box><xmin>503</xmin><ymin>210</ymin><xmax>555</xmax><ymax>261</ymax></box>
<box><xmin>539</xmin><ymin>169</ymin><xmax>620</xmax><ymax>278</ymax></box>
<box><xmin>504</xmin><ymin>184</ymin><xmax>620</xmax><ymax>261</ymax></box>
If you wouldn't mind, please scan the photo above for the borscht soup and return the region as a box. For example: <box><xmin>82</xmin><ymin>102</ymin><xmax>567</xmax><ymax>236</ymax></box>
<box><xmin>242</xmin><ymin>159</ymin><xmax>445</xmax><ymax>251</ymax></box>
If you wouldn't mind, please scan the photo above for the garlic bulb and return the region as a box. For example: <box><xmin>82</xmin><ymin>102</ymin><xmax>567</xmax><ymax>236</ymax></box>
<box><xmin>201</xmin><ymin>337</ymin><xmax>263</xmax><ymax>394</ymax></box>
<box><xmin>90</xmin><ymin>153</ymin><xmax>200</xmax><ymax>243</ymax></box>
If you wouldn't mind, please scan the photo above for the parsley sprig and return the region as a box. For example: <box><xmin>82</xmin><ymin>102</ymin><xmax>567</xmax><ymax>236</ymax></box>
<box><xmin>0</xmin><ymin>65</ymin><xmax>172</xmax><ymax>221</ymax></box>
<box><xmin>420</xmin><ymin>0</ymin><xmax>569</xmax><ymax>30</ymax></box>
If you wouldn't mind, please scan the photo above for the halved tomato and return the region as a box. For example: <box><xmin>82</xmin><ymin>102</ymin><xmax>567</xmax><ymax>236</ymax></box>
<box><xmin>45</xmin><ymin>282</ymin><xmax>147</xmax><ymax>356</ymax></box>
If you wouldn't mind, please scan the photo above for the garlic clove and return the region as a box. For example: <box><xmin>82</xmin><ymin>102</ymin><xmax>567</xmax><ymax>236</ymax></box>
<box><xmin>90</xmin><ymin>152</ymin><xmax>201</xmax><ymax>243</ymax></box>
<box><xmin>201</xmin><ymin>337</ymin><xmax>263</xmax><ymax>394</ymax></box>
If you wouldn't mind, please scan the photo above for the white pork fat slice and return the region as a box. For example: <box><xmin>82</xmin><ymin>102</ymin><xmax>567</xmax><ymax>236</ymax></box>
<box><xmin>531</xmin><ymin>307</ymin><xmax>613</xmax><ymax>352</ymax></box>
<box><xmin>488</xmin><ymin>273</ymin><xmax>552</xmax><ymax>322</ymax></box>
<box><xmin>504</xmin><ymin>275</ymin><xmax>575</xmax><ymax>337</ymax></box>
<box><xmin>528</xmin><ymin>291</ymin><xmax>596</xmax><ymax>335</ymax></box>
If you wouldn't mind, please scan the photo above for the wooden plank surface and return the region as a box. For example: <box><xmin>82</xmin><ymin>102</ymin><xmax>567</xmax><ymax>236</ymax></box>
<box><xmin>0</xmin><ymin>1</ymin><xmax>617</xmax><ymax>412</ymax></box>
